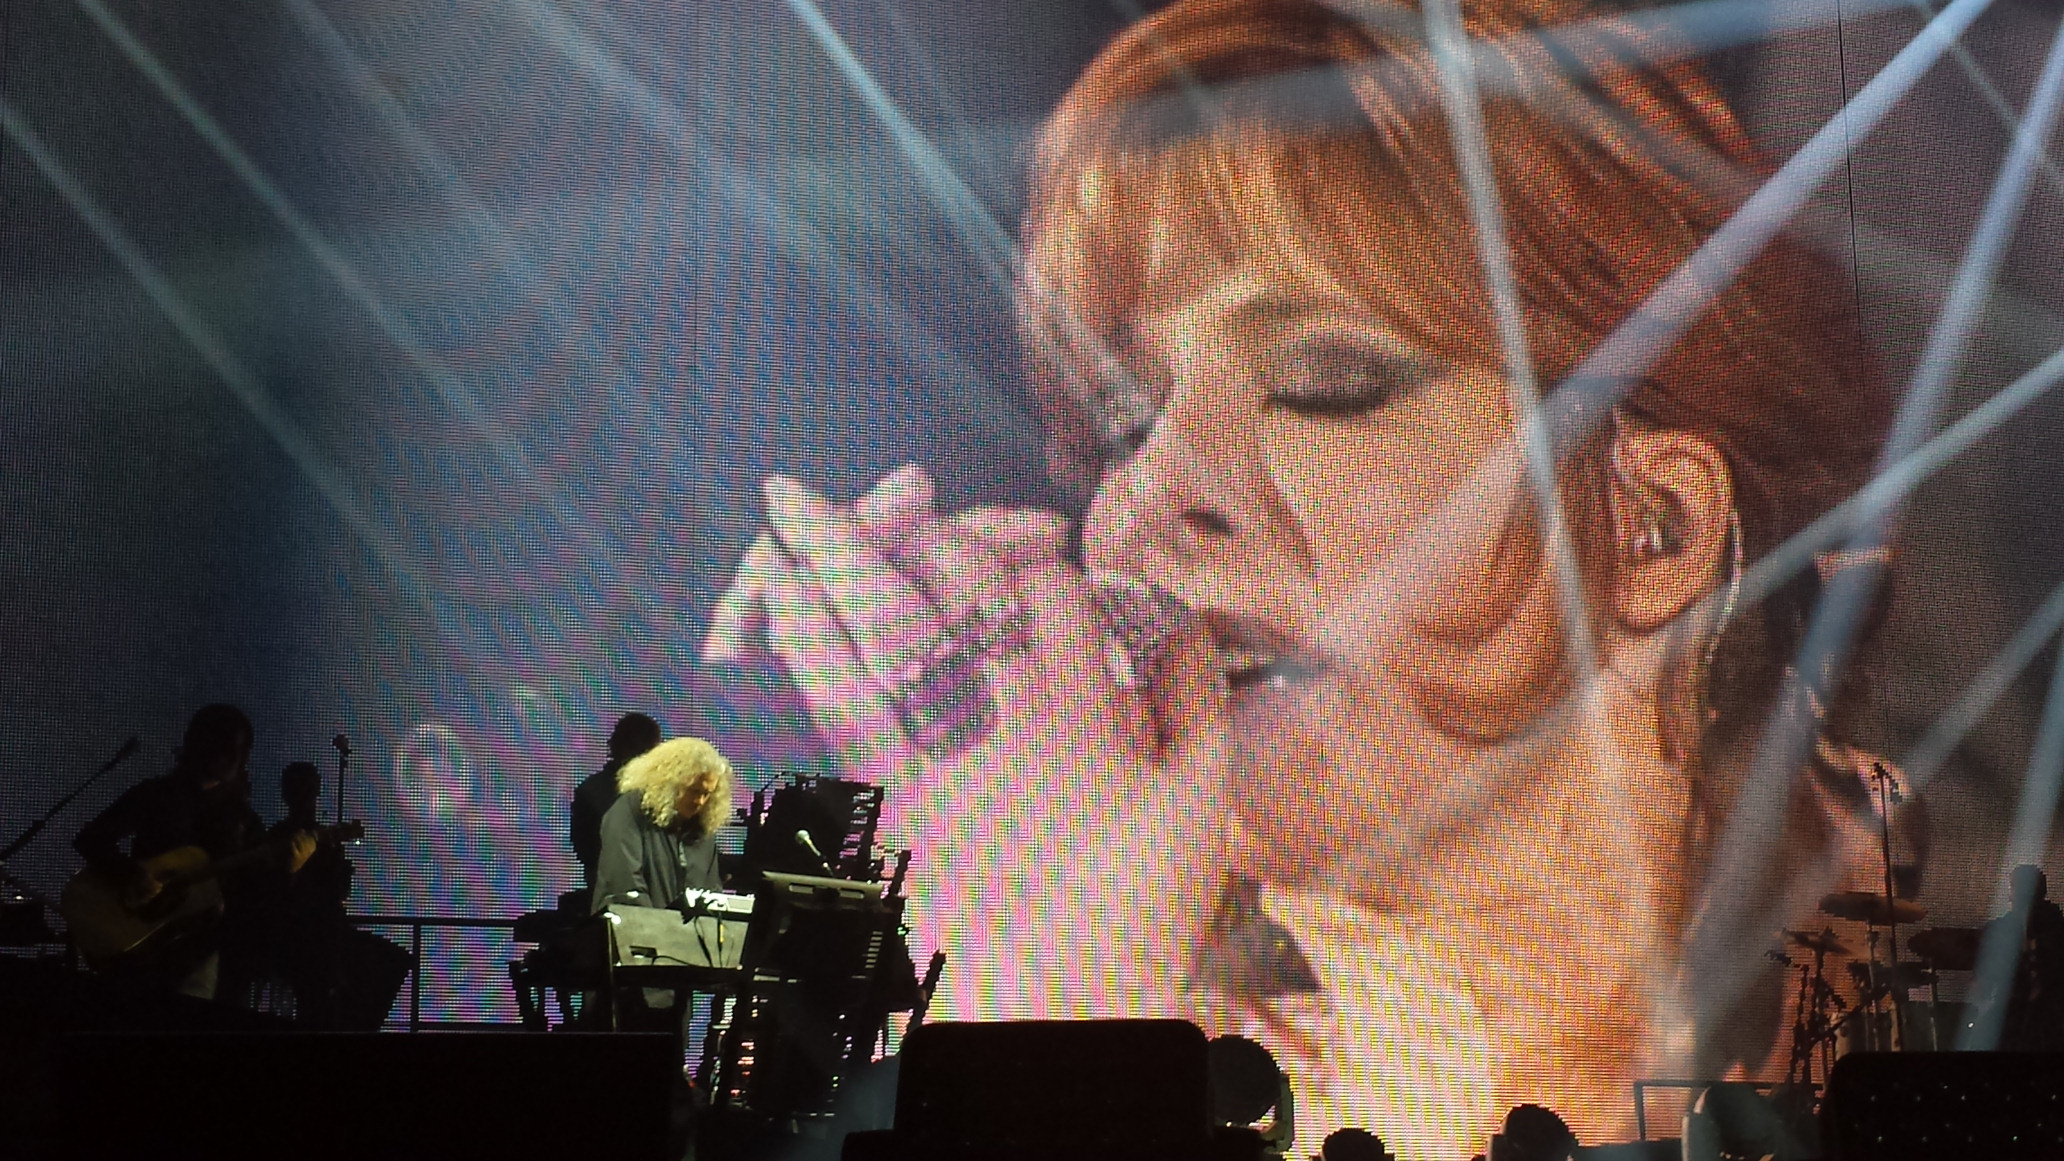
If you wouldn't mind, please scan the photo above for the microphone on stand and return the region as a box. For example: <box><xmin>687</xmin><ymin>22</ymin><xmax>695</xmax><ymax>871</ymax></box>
<box><xmin>113</xmin><ymin>736</ymin><xmax>140</xmax><ymax>765</ymax></box>
<box><xmin>330</xmin><ymin>734</ymin><xmax>351</xmax><ymax>826</ymax></box>
<box><xmin>794</xmin><ymin>829</ymin><xmax>834</xmax><ymax>875</ymax></box>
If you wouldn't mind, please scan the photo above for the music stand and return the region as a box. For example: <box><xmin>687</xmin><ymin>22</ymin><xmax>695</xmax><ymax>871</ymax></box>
<box><xmin>717</xmin><ymin>872</ymin><xmax>906</xmax><ymax>1117</ymax></box>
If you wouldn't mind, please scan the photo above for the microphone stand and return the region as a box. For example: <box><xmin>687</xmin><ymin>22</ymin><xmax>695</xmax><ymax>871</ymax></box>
<box><xmin>326</xmin><ymin>734</ymin><xmax>354</xmax><ymax>1027</ymax></box>
<box><xmin>795</xmin><ymin>830</ymin><xmax>836</xmax><ymax>877</ymax></box>
<box><xmin>331</xmin><ymin>735</ymin><xmax>352</xmax><ymax>826</ymax></box>
<box><xmin>1</xmin><ymin>738</ymin><xmax>140</xmax><ymax>934</ymax></box>
<box><xmin>0</xmin><ymin>737</ymin><xmax>140</xmax><ymax>867</ymax></box>
<box><xmin>1870</xmin><ymin>761</ymin><xmax>1905</xmax><ymax>1050</ymax></box>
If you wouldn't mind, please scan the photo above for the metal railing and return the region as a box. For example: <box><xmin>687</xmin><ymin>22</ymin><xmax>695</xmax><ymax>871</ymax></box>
<box><xmin>1632</xmin><ymin>1078</ymin><xmax>1809</xmax><ymax>1141</ymax></box>
<box><xmin>346</xmin><ymin>913</ymin><xmax>520</xmax><ymax>1032</ymax></box>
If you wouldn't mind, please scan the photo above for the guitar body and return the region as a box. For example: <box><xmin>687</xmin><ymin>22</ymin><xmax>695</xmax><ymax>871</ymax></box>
<box><xmin>59</xmin><ymin>822</ymin><xmax>361</xmax><ymax>973</ymax></box>
<box><xmin>60</xmin><ymin>846</ymin><xmax>225</xmax><ymax>971</ymax></box>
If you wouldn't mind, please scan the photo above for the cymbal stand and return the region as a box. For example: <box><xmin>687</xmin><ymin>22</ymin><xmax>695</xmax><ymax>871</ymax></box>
<box><xmin>1862</xmin><ymin>928</ymin><xmax>1896</xmax><ymax>1052</ymax></box>
<box><xmin>1784</xmin><ymin>941</ymin><xmax>1846</xmax><ymax>1086</ymax></box>
<box><xmin>1783</xmin><ymin>950</ymin><xmax>1812</xmax><ymax>1085</ymax></box>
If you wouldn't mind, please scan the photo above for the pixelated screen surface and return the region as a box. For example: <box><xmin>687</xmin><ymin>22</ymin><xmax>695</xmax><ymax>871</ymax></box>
<box><xmin>6</xmin><ymin>0</ymin><xmax>2064</xmax><ymax>1154</ymax></box>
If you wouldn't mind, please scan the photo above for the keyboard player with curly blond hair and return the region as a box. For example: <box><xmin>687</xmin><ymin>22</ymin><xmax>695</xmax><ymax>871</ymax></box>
<box><xmin>591</xmin><ymin>736</ymin><xmax>735</xmax><ymax>916</ymax></box>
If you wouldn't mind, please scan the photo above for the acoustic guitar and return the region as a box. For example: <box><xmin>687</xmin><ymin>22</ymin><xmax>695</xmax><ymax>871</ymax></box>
<box><xmin>60</xmin><ymin>821</ymin><xmax>364</xmax><ymax>971</ymax></box>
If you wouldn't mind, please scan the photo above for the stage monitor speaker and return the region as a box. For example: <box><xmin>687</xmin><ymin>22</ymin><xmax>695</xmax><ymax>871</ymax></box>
<box><xmin>55</xmin><ymin>1031</ymin><xmax>676</xmax><ymax>1160</ymax></box>
<box><xmin>1823</xmin><ymin>1051</ymin><xmax>2064</xmax><ymax>1160</ymax></box>
<box><xmin>844</xmin><ymin>1018</ymin><xmax>1262</xmax><ymax>1161</ymax></box>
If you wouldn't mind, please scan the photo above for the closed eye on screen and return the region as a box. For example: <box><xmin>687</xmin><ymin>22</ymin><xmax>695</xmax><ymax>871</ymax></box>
<box><xmin>1263</xmin><ymin>338</ymin><xmax>1438</xmax><ymax>418</ymax></box>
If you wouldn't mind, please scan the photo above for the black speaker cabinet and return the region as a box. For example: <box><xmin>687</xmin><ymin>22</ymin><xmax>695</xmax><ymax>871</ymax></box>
<box><xmin>842</xmin><ymin>1018</ymin><xmax>1264</xmax><ymax>1161</ymax></box>
<box><xmin>1824</xmin><ymin>1051</ymin><xmax>2064</xmax><ymax>1160</ymax></box>
<box><xmin>55</xmin><ymin>1031</ymin><xmax>676</xmax><ymax>1160</ymax></box>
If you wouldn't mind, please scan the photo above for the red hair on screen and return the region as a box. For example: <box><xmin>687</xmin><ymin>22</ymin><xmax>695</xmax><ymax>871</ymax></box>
<box><xmin>1016</xmin><ymin>0</ymin><xmax>1895</xmax><ymax>861</ymax></box>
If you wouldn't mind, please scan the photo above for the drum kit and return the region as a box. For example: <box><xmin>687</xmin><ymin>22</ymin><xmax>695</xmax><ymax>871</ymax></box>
<box><xmin>1780</xmin><ymin>904</ymin><xmax>1981</xmax><ymax>1085</ymax></box>
<box><xmin>1780</xmin><ymin>764</ymin><xmax>1984</xmax><ymax>1085</ymax></box>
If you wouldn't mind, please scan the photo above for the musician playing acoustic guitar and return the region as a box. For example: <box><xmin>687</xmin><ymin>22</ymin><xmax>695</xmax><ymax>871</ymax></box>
<box><xmin>71</xmin><ymin>703</ymin><xmax>315</xmax><ymax>1000</ymax></box>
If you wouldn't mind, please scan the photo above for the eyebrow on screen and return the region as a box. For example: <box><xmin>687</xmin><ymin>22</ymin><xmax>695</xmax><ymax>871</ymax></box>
<box><xmin>1218</xmin><ymin>293</ymin><xmax>1437</xmax><ymax>377</ymax></box>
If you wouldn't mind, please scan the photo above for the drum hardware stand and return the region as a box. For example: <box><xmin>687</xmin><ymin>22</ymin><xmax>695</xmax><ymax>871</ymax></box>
<box><xmin>1861</xmin><ymin>929</ymin><xmax>1899</xmax><ymax>1052</ymax></box>
<box><xmin>1782</xmin><ymin>933</ymin><xmax>1847</xmax><ymax>1086</ymax></box>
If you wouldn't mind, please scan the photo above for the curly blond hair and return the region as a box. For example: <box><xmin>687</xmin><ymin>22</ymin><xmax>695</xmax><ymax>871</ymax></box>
<box><xmin>616</xmin><ymin>736</ymin><xmax>734</xmax><ymax>834</ymax></box>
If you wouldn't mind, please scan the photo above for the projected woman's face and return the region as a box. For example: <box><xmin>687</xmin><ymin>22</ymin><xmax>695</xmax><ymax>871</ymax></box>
<box><xmin>1081</xmin><ymin>253</ymin><xmax>1556</xmax><ymax>901</ymax></box>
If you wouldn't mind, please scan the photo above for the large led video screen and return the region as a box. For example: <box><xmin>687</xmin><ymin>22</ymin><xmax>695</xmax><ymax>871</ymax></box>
<box><xmin>8</xmin><ymin>0</ymin><xmax>2064</xmax><ymax>1155</ymax></box>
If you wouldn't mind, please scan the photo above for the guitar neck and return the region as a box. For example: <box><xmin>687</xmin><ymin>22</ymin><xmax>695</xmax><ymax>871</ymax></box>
<box><xmin>204</xmin><ymin>843</ymin><xmax>278</xmax><ymax>880</ymax></box>
<box><xmin>168</xmin><ymin>822</ymin><xmax>362</xmax><ymax>887</ymax></box>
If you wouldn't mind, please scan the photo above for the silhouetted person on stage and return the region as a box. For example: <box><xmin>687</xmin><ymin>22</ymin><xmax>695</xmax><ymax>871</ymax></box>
<box><xmin>272</xmin><ymin>763</ymin><xmax>349</xmax><ymax>899</ymax></box>
<box><xmin>266</xmin><ymin>762</ymin><xmax>347</xmax><ymax>1020</ymax></box>
<box><xmin>75</xmin><ymin>705</ymin><xmax>263</xmax><ymax>878</ymax></box>
<box><xmin>1981</xmin><ymin>864</ymin><xmax>2064</xmax><ymax>1051</ymax></box>
<box><xmin>571</xmin><ymin>712</ymin><xmax>663</xmax><ymax>888</ymax></box>
<box><xmin>260</xmin><ymin>761</ymin><xmax>411</xmax><ymax>1029</ymax></box>
<box><xmin>72</xmin><ymin>704</ymin><xmax>308</xmax><ymax>1000</ymax></box>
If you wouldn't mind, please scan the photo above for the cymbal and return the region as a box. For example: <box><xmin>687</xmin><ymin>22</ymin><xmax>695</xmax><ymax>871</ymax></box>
<box><xmin>1819</xmin><ymin>891</ymin><xmax>1927</xmax><ymax>925</ymax></box>
<box><xmin>1786</xmin><ymin>928</ymin><xmax>1851</xmax><ymax>955</ymax></box>
<box><xmin>1908</xmin><ymin>926</ymin><xmax>1984</xmax><ymax>971</ymax></box>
